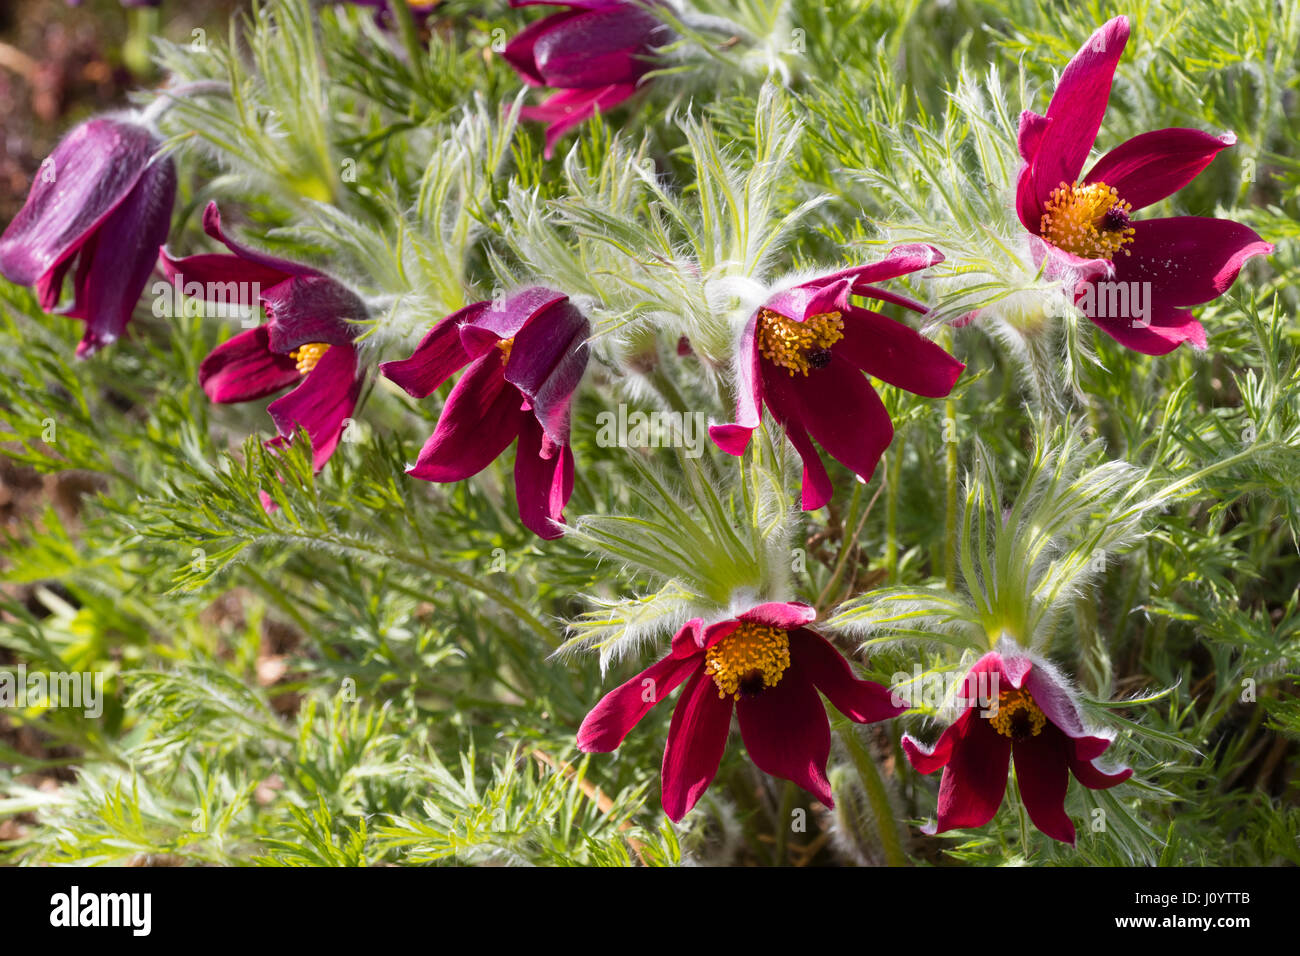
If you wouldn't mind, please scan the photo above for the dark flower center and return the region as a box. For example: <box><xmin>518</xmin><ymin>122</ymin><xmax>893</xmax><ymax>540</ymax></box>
<box><xmin>989</xmin><ymin>688</ymin><xmax>1047</xmax><ymax>740</ymax></box>
<box><xmin>807</xmin><ymin>347</ymin><xmax>833</xmax><ymax>369</ymax></box>
<box><xmin>1101</xmin><ymin>204</ymin><xmax>1131</xmax><ymax>232</ymax></box>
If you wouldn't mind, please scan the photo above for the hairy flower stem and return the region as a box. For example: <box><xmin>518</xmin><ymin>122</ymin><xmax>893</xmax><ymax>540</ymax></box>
<box><xmin>836</xmin><ymin>721</ymin><xmax>906</xmax><ymax>866</ymax></box>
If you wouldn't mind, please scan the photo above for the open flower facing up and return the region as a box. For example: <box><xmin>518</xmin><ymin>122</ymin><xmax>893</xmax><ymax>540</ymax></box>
<box><xmin>579</xmin><ymin>602</ymin><xmax>906</xmax><ymax>820</ymax></box>
<box><xmin>1016</xmin><ymin>15</ymin><xmax>1272</xmax><ymax>355</ymax></box>
<box><xmin>380</xmin><ymin>287</ymin><xmax>589</xmax><ymax>540</ymax></box>
<box><xmin>0</xmin><ymin>115</ymin><xmax>176</xmax><ymax>357</ymax></box>
<box><xmin>161</xmin><ymin>202</ymin><xmax>368</xmax><ymax>472</ymax></box>
<box><xmin>709</xmin><ymin>245</ymin><xmax>964</xmax><ymax>510</ymax></box>
<box><xmin>902</xmin><ymin>646</ymin><xmax>1131</xmax><ymax>845</ymax></box>
<box><xmin>503</xmin><ymin>0</ymin><xmax>670</xmax><ymax>158</ymax></box>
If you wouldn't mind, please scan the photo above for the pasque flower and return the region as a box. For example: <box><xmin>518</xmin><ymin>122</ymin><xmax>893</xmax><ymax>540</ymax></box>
<box><xmin>579</xmin><ymin>602</ymin><xmax>906</xmax><ymax>820</ymax></box>
<box><xmin>1016</xmin><ymin>15</ymin><xmax>1272</xmax><ymax>355</ymax></box>
<box><xmin>503</xmin><ymin>0</ymin><xmax>670</xmax><ymax>158</ymax></box>
<box><xmin>380</xmin><ymin>287</ymin><xmax>589</xmax><ymax>540</ymax></box>
<box><xmin>160</xmin><ymin>202</ymin><xmax>368</xmax><ymax>472</ymax></box>
<box><xmin>709</xmin><ymin>245</ymin><xmax>964</xmax><ymax>510</ymax></box>
<box><xmin>902</xmin><ymin>646</ymin><xmax>1131</xmax><ymax>845</ymax></box>
<box><xmin>0</xmin><ymin>115</ymin><xmax>176</xmax><ymax>357</ymax></box>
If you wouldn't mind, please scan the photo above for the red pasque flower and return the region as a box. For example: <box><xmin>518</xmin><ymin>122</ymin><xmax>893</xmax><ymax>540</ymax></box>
<box><xmin>1015</xmin><ymin>15</ymin><xmax>1273</xmax><ymax>355</ymax></box>
<box><xmin>0</xmin><ymin>115</ymin><xmax>176</xmax><ymax>357</ymax></box>
<box><xmin>709</xmin><ymin>245</ymin><xmax>964</xmax><ymax>510</ymax></box>
<box><xmin>160</xmin><ymin>202</ymin><xmax>368</xmax><ymax>472</ymax></box>
<box><xmin>502</xmin><ymin>0</ymin><xmax>670</xmax><ymax>158</ymax></box>
<box><xmin>579</xmin><ymin>601</ymin><xmax>906</xmax><ymax>821</ymax></box>
<box><xmin>380</xmin><ymin>287</ymin><xmax>589</xmax><ymax>540</ymax></box>
<box><xmin>902</xmin><ymin>647</ymin><xmax>1131</xmax><ymax>845</ymax></box>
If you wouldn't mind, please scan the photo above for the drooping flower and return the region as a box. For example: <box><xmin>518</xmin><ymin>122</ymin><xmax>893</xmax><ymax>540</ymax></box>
<box><xmin>380</xmin><ymin>287</ymin><xmax>589</xmax><ymax>540</ymax></box>
<box><xmin>1015</xmin><ymin>15</ymin><xmax>1273</xmax><ymax>355</ymax></box>
<box><xmin>902</xmin><ymin>645</ymin><xmax>1131</xmax><ymax>845</ymax></box>
<box><xmin>709</xmin><ymin>245</ymin><xmax>964</xmax><ymax>510</ymax></box>
<box><xmin>160</xmin><ymin>202</ymin><xmax>368</xmax><ymax>472</ymax></box>
<box><xmin>502</xmin><ymin>0</ymin><xmax>671</xmax><ymax>158</ymax></box>
<box><xmin>0</xmin><ymin>115</ymin><xmax>176</xmax><ymax>357</ymax></box>
<box><xmin>579</xmin><ymin>602</ymin><xmax>906</xmax><ymax>821</ymax></box>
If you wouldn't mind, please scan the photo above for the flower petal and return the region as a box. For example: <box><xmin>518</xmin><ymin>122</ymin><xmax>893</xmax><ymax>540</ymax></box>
<box><xmin>767</xmin><ymin>354</ymin><xmax>894</xmax><ymax>494</ymax></box>
<box><xmin>791</xmin><ymin>245</ymin><xmax>943</xmax><ymax>296</ymax></box>
<box><xmin>1067</xmin><ymin>744</ymin><xmax>1133</xmax><ymax>790</ymax></box>
<box><xmin>266</xmin><ymin>343</ymin><xmax>362</xmax><ymax>472</ymax></box>
<box><xmin>513</xmin><ymin>411</ymin><xmax>574</xmax><ymax>539</ymax></box>
<box><xmin>928</xmin><ymin>710</ymin><xmax>1011</xmax><ymax>834</ymax></box>
<box><xmin>0</xmin><ymin>118</ymin><xmax>156</xmax><ymax>287</ymax></box>
<box><xmin>902</xmin><ymin>714</ymin><xmax>966</xmax><ymax>775</ymax></box>
<box><xmin>406</xmin><ymin>352</ymin><xmax>522</xmax><ymax>482</ymax></box>
<box><xmin>529</xmin><ymin>6</ymin><xmax>664</xmax><ymax>87</ymax></box>
<box><xmin>461</xmin><ymin>286</ymin><xmax>569</xmax><ymax>356</ymax></box>
<box><xmin>737</xmin><ymin>663</ymin><xmax>833</xmax><ymax>806</ymax></box>
<box><xmin>521</xmin><ymin>84</ymin><xmax>640</xmax><ymax>159</ymax></box>
<box><xmin>1086</xmin><ymin>298</ymin><xmax>1205</xmax><ymax>355</ymax></box>
<box><xmin>836</xmin><ymin>306</ymin><xmax>965</xmax><ymax>398</ymax></box>
<box><xmin>708</xmin><ymin>310</ymin><xmax>763</xmax><ymax>456</ymax></box>
<box><xmin>65</xmin><ymin>153</ymin><xmax>177</xmax><ymax>357</ymax></box>
<box><xmin>501</xmin><ymin>10</ymin><xmax>583</xmax><ymax>86</ymax></box>
<box><xmin>199</xmin><ymin>326</ymin><xmax>300</xmax><ymax>403</ymax></box>
<box><xmin>577</xmin><ymin>653</ymin><xmax>701</xmax><ymax>753</ymax></box>
<box><xmin>198</xmin><ymin>201</ymin><xmax>320</xmax><ymax>278</ymax></box>
<box><xmin>1013</xmin><ymin>728</ymin><xmax>1076</xmax><ymax>845</ymax></box>
<box><xmin>1084</xmin><ymin>128</ymin><xmax>1236</xmax><ymax>211</ymax></box>
<box><xmin>262</xmin><ymin>276</ymin><xmax>366</xmax><ymax>352</ymax></box>
<box><xmin>379</xmin><ymin>305</ymin><xmax>482</xmax><ymax>399</ymax></box>
<box><xmin>764</xmin><ymin>277</ymin><xmax>852</xmax><ymax>324</ymax></box>
<box><xmin>790</xmin><ymin>628</ymin><xmax>908</xmax><ymax>723</ymax></box>
<box><xmin>504</xmin><ymin>298</ymin><xmax>589</xmax><ymax>445</ymax></box>
<box><xmin>736</xmin><ymin>602</ymin><xmax>817</xmax><ymax>631</ymax></box>
<box><xmin>661</xmin><ymin>667</ymin><xmax>734</xmax><ymax>821</ymax></box>
<box><xmin>1112</xmin><ymin>216</ymin><xmax>1273</xmax><ymax>307</ymax></box>
<box><xmin>1028</xmin><ymin>16</ymin><xmax>1131</xmax><ymax>214</ymax></box>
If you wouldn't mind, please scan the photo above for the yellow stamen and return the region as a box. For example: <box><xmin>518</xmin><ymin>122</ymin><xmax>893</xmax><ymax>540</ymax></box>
<box><xmin>704</xmin><ymin>621</ymin><xmax>791</xmax><ymax>699</ymax></box>
<box><xmin>289</xmin><ymin>342</ymin><xmax>330</xmax><ymax>375</ymax></box>
<box><xmin>497</xmin><ymin>336</ymin><xmax>514</xmax><ymax>365</ymax></box>
<box><xmin>1039</xmin><ymin>180</ymin><xmax>1136</xmax><ymax>260</ymax></box>
<box><xmin>989</xmin><ymin>688</ymin><xmax>1047</xmax><ymax>740</ymax></box>
<box><xmin>756</xmin><ymin>308</ymin><xmax>845</xmax><ymax>377</ymax></box>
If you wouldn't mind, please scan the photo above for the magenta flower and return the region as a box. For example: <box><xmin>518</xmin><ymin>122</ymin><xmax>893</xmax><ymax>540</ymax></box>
<box><xmin>160</xmin><ymin>202</ymin><xmax>368</xmax><ymax>472</ymax></box>
<box><xmin>902</xmin><ymin>648</ymin><xmax>1131</xmax><ymax>845</ymax></box>
<box><xmin>503</xmin><ymin>0</ymin><xmax>669</xmax><ymax>158</ymax></box>
<box><xmin>1016</xmin><ymin>16</ymin><xmax>1273</xmax><ymax>355</ymax></box>
<box><xmin>709</xmin><ymin>245</ymin><xmax>964</xmax><ymax>510</ymax></box>
<box><xmin>380</xmin><ymin>287</ymin><xmax>589</xmax><ymax>540</ymax></box>
<box><xmin>579</xmin><ymin>602</ymin><xmax>905</xmax><ymax>821</ymax></box>
<box><xmin>0</xmin><ymin>115</ymin><xmax>176</xmax><ymax>357</ymax></box>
